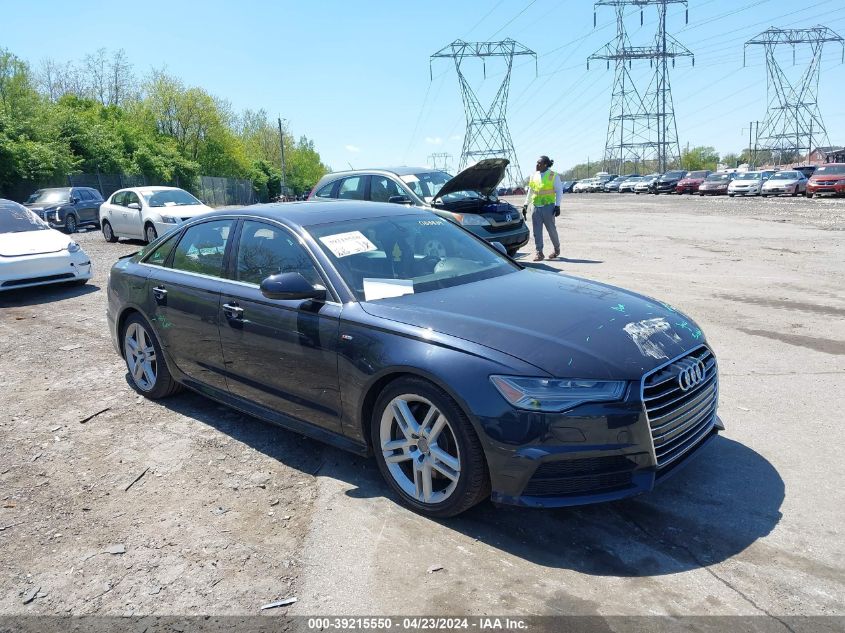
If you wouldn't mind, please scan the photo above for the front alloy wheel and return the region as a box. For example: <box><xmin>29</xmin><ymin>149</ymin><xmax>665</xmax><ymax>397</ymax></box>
<box><xmin>145</xmin><ymin>224</ymin><xmax>158</xmax><ymax>243</ymax></box>
<box><xmin>65</xmin><ymin>214</ymin><xmax>77</xmax><ymax>234</ymax></box>
<box><xmin>372</xmin><ymin>378</ymin><xmax>489</xmax><ymax>517</ymax></box>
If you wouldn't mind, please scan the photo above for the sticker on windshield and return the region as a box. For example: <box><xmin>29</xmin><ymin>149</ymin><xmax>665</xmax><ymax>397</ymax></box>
<box><xmin>319</xmin><ymin>231</ymin><xmax>377</xmax><ymax>258</ymax></box>
<box><xmin>363</xmin><ymin>278</ymin><xmax>414</xmax><ymax>301</ymax></box>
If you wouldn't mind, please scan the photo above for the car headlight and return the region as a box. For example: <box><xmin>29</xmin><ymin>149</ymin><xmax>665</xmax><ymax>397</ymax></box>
<box><xmin>836</xmin><ymin>179</ymin><xmax>845</xmax><ymax>185</ymax></box>
<box><xmin>66</xmin><ymin>241</ymin><xmax>81</xmax><ymax>253</ymax></box>
<box><xmin>160</xmin><ymin>216</ymin><xmax>179</xmax><ymax>224</ymax></box>
<box><xmin>490</xmin><ymin>375</ymin><xmax>626</xmax><ymax>412</ymax></box>
<box><xmin>453</xmin><ymin>213</ymin><xmax>491</xmax><ymax>226</ymax></box>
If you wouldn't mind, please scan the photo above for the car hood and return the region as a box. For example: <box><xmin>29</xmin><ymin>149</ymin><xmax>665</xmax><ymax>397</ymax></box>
<box><xmin>0</xmin><ymin>228</ymin><xmax>72</xmax><ymax>257</ymax></box>
<box><xmin>764</xmin><ymin>179</ymin><xmax>799</xmax><ymax>186</ymax></box>
<box><xmin>358</xmin><ymin>269</ymin><xmax>705</xmax><ymax>380</ymax></box>
<box><xmin>24</xmin><ymin>204</ymin><xmax>62</xmax><ymax>211</ymax></box>
<box><xmin>155</xmin><ymin>204</ymin><xmax>213</xmax><ymax>217</ymax></box>
<box><xmin>679</xmin><ymin>178</ymin><xmax>705</xmax><ymax>185</ymax></box>
<box><xmin>433</xmin><ymin>158</ymin><xmax>509</xmax><ymax>201</ymax></box>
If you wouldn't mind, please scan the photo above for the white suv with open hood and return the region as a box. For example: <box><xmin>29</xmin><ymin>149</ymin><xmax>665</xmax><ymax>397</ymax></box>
<box><xmin>307</xmin><ymin>159</ymin><xmax>530</xmax><ymax>256</ymax></box>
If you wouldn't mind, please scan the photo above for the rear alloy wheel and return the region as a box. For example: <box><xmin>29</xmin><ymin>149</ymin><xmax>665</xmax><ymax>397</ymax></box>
<box><xmin>145</xmin><ymin>224</ymin><xmax>158</xmax><ymax>243</ymax></box>
<box><xmin>122</xmin><ymin>314</ymin><xmax>181</xmax><ymax>399</ymax></box>
<box><xmin>372</xmin><ymin>378</ymin><xmax>489</xmax><ymax>518</ymax></box>
<box><xmin>102</xmin><ymin>220</ymin><xmax>118</xmax><ymax>243</ymax></box>
<box><xmin>65</xmin><ymin>214</ymin><xmax>78</xmax><ymax>234</ymax></box>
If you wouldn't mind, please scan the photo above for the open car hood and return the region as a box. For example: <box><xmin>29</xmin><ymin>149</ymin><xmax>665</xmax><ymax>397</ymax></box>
<box><xmin>433</xmin><ymin>158</ymin><xmax>509</xmax><ymax>202</ymax></box>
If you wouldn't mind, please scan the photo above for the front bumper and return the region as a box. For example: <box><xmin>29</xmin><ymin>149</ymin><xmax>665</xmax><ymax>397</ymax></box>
<box><xmin>481</xmin><ymin>348</ymin><xmax>721</xmax><ymax>508</ymax></box>
<box><xmin>730</xmin><ymin>186</ymin><xmax>759</xmax><ymax>195</ymax></box>
<box><xmin>654</xmin><ymin>183</ymin><xmax>678</xmax><ymax>193</ymax></box>
<box><xmin>807</xmin><ymin>182</ymin><xmax>845</xmax><ymax>196</ymax></box>
<box><xmin>471</xmin><ymin>223</ymin><xmax>530</xmax><ymax>250</ymax></box>
<box><xmin>0</xmin><ymin>250</ymin><xmax>92</xmax><ymax>291</ymax></box>
<box><xmin>700</xmin><ymin>187</ymin><xmax>727</xmax><ymax>195</ymax></box>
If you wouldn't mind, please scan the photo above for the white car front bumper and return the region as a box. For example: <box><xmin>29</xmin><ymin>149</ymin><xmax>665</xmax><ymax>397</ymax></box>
<box><xmin>0</xmin><ymin>249</ymin><xmax>92</xmax><ymax>291</ymax></box>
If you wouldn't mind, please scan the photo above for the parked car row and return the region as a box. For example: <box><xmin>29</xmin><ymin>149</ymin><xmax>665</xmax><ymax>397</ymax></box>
<box><xmin>565</xmin><ymin>163</ymin><xmax>845</xmax><ymax>198</ymax></box>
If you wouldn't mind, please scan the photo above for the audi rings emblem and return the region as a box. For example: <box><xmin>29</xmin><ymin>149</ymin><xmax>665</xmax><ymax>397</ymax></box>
<box><xmin>678</xmin><ymin>359</ymin><xmax>707</xmax><ymax>391</ymax></box>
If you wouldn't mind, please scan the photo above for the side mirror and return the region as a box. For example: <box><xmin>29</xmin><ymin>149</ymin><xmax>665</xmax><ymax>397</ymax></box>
<box><xmin>490</xmin><ymin>241</ymin><xmax>507</xmax><ymax>256</ymax></box>
<box><xmin>260</xmin><ymin>272</ymin><xmax>327</xmax><ymax>301</ymax></box>
<box><xmin>69</xmin><ymin>196</ymin><xmax>79</xmax><ymax>204</ymax></box>
<box><xmin>127</xmin><ymin>202</ymin><xmax>141</xmax><ymax>210</ymax></box>
<box><xmin>387</xmin><ymin>195</ymin><xmax>412</xmax><ymax>205</ymax></box>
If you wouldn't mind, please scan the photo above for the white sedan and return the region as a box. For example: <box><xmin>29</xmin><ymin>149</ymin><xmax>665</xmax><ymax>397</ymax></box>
<box><xmin>99</xmin><ymin>186</ymin><xmax>213</xmax><ymax>244</ymax></box>
<box><xmin>0</xmin><ymin>199</ymin><xmax>92</xmax><ymax>291</ymax></box>
<box><xmin>761</xmin><ymin>170</ymin><xmax>808</xmax><ymax>197</ymax></box>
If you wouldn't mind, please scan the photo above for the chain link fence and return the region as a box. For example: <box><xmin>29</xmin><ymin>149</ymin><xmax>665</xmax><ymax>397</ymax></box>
<box><xmin>65</xmin><ymin>173</ymin><xmax>255</xmax><ymax>207</ymax></box>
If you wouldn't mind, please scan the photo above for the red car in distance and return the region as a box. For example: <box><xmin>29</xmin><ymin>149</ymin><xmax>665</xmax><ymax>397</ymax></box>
<box><xmin>676</xmin><ymin>170</ymin><xmax>712</xmax><ymax>194</ymax></box>
<box><xmin>806</xmin><ymin>163</ymin><xmax>845</xmax><ymax>197</ymax></box>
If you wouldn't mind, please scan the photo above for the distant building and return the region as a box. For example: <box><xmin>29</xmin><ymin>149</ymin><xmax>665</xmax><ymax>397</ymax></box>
<box><xmin>807</xmin><ymin>146</ymin><xmax>845</xmax><ymax>164</ymax></box>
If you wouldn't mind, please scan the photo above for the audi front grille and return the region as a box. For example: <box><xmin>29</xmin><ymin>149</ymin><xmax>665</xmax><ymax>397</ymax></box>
<box><xmin>641</xmin><ymin>346</ymin><xmax>718</xmax><ymax>469</ymax></box>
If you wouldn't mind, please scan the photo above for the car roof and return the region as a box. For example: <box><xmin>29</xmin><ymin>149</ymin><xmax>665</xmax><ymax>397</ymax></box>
<box><xmin>205</xmin><ymin>200</ymin><xmax>425</xmax><ymax>227</ymax></box>
<box><xmin>325</xmin><ymin>166</ymin><xmax>444</xmax><ymax>178</ymax></box>
<box><xmin>118</xmin><ymin>186</ymin><xmax>183</xmax><ymax>193</ymax></box>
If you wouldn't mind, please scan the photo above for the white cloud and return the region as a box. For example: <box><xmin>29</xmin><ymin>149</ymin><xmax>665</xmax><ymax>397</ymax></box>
<box><xmin>449</xmin><ymin>134</ymin><xmax>462</xmax><ymax>141</ymax></box>
<box><xmin>425</xmin><ymin>136</ymin><xmax>443</xmax><ymax>145</ymax></box>
<box><xmin>345</xmin><ymin>144</ymin><xmax>361</xmax><ymax>153</ymax></box>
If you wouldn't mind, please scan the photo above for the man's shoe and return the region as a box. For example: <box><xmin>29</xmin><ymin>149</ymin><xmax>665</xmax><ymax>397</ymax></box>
<box><xmin>533</xmin><ymin>252</ymin><xmax>545</xmax><ymax>261</ymax></box>
<box><xmin>549</xmin><ymin>250</ymin><xmax>559</xmax><ymax>259</ymax></box>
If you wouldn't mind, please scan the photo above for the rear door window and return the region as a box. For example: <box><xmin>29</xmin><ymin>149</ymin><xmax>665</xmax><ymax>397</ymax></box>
<box><xmin>337</xmin><ymin>176</ymin><xmax>368</xmax><ymax>200</ymax></box>
<box><xmin>315</xmin><ymin>182</ymin><xmax>337</xmax><ymax>198</ymax></box>
<box><xmin>169</xmin><ymin>220</ymin><xmax>235</xmax><ymax>278</ymax></box>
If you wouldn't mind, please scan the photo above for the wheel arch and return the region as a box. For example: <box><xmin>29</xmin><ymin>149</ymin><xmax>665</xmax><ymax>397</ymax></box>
<box><xmin>358</xmin><ymin>367</ymin><xmax>482</xmax><ymax>454</ymax></box>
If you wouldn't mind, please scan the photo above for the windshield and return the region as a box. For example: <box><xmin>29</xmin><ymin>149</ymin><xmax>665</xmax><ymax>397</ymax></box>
<box><xmin>400</xmin><ymin>172</ymin><xmax>452</xmax><ymax>201</ymax></box>
<box><xmin>141</xmin><ymin>189</ymin><xmax>202</xmax><ymax>207</ymax></box>
<box><xmin>734</xmin><ymin>172</ymin><xmax>760</xmax><ymax>181</ymax></box>
<box><xmin>26</xmin><ymin>190</ymin><xmax>69</xmax><ymax>205</ymax></box>
<box><xmin>661</xmin><ymin>171</ymin><xmax>686</xmax><ymax>180</ymax></box>
<box><xmin>771</xmin><ymin>171</ymin><xmax>800</xmax><ymax>180</ymax></box>
<box><xmin>687</xmin><ymin>171</ymin><xmax>709</xmax><ymax>178</ymax></box>
<box><xmin>309</xmin><ymin>214</ymin><xmax>518</xmax><ymax>302</ymax></box>
<box><xmin>0</xmin><ymin>201</ymin><xmax>50</xmax><ymax>233</ymax></box>
<box><xmin>706</xmin><ymin>174</ymin><xmax>731</xmax><ymax>181</ymax></box>
<box><xmin>816</xmin><ymin>164</ymin><xmax>845</xmax><ymax>175</ymax></box>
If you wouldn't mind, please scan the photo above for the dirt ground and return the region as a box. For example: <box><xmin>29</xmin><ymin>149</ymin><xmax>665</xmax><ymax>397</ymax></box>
<box><xmin>1</xmin><ymin>193</ymin><xmax>843</xmax><ymax>619</ymax></box>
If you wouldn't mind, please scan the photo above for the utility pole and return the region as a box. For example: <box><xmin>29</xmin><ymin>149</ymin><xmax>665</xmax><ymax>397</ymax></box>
<box><xmin>431</xmin><ymin>39</ymin><xmax>537</xmax><ymax>188</ymax></box>
<box><xmin>588</xmin><ymin>0</ymin><xmax>693</xmax><ymax>174</ymax></box>
<box><xmin>744</xmin><ymin>26</ymin><xmax>843</xmax><ymax>165</ymax></box>
<box><xmin>278</xmin><ymin>117</ymin><xmax>287</xmax><ymax>197</ymax></box>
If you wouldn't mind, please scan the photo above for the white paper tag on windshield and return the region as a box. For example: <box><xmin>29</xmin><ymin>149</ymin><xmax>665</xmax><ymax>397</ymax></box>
<box><xmin>363</xmin><ymin>278</ymin><xmax>414</xmax><ymax>301</ymax></box>
<box><xmin>319</xmin><ymin>231</ymin><xmax>377</xmax><ymax>258</ymax></box>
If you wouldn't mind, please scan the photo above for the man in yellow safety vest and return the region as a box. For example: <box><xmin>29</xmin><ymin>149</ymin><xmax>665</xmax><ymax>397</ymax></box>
<box><xmin>522</xmin><ymin>155</ymin><xmax>563</xmax><ymax>261</ymax></box>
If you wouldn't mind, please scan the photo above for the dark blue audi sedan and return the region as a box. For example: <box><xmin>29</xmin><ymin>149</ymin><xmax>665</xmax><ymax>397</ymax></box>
<box><xmin>107</xmin><ymin>201</ymin><xmax>722</xmax><ymax>517</ymax></box>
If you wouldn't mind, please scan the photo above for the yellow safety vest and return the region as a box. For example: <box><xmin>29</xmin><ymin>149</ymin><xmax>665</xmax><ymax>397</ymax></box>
<box><xmin>528</xmin><ymin>170</ymin><xmax>556</xmax><ymax>206</ymax></box>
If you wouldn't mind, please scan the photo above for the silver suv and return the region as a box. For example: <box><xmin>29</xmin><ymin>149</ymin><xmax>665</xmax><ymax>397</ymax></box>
<box><xmin>308</xmin><ymin>159</ymin><xmax>530</xmax><ymax>256</ymax></box>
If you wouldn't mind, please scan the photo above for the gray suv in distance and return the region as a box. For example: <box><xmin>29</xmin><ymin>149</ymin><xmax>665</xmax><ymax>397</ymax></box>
<box><xmin>24</xmin><ymin>187</ymin><xmax>104</xmax><ymax>234</ymax></box>
<box><xmin>308</xmin><ymin>159</ymin><xmax>530</xmax><ymax>257</ymax></box>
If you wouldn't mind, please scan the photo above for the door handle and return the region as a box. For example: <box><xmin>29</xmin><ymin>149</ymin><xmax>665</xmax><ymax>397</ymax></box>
<box><xmin>152</xmin><ymin>286</ymin><xmax>167</xmax><ymax>302</ymax></box>
<box><xmin>222</xmin><ymin>302</ymin><xmax>244</xmax><ymax>320</ymax></box>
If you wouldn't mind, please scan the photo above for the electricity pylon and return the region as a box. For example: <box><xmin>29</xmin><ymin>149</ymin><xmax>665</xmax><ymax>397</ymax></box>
<box><xmin>589</xmin><ymin>0</ymin><xmax>693</xmax><ymax>173</ymax></box>
<box><xmin>428</xmin><ymin>152</ymin><xmax>452</xmax><ymax>172</ymax></box>
<box><xmin>431</xmin><ymin>39</ymin><xmax>536</xmax><ymax>187</ymax></box>
<box><xmin>744</xmin><ymin>26</ymin><xmax>844</xmax><ymax>164</ymax></box>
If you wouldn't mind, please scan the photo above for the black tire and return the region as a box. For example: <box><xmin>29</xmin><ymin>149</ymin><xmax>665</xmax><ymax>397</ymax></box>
<box><xmin>371</xmin><ymin>377</ymin><xmax>490</xmax><ymax>518</ymax></box>
<box><xmin>144</xmin><ymin>223</ymin><xmax>158</xmax><ymax>244</ymax></box>
<box><xmin>122</xmin><ymin>313</ymin><xmax>182</xmax><ymax>399</ymax></box>
<box><xmin>102</xmin><ymin>220</ymin><xmax>119</xmax><ymax>243</ymax></box>
<box><xmin>64</xmin><ymin>214</ymin><xmax>78</xmax><ymax>234</ymax></box>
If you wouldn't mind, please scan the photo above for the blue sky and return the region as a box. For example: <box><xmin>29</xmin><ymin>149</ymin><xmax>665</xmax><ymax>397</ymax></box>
<box><xmin>4</xmin><ymin>0</ymin><xmax>845</xmax><ymax>174</ymax></box>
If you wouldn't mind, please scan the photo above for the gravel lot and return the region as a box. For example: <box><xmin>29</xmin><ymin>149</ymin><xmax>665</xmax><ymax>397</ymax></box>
<box><xmin>1</xmin><ymin>193</ymin><xmax>843</xmax><ymax>619</ymax></box>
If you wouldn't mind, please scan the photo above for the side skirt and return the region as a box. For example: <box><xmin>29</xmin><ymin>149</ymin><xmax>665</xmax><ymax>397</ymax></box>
<box><xmin>180</xmin><ymin>378</ymin><xmax>370</xmax><ymax>457</ymax></box>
